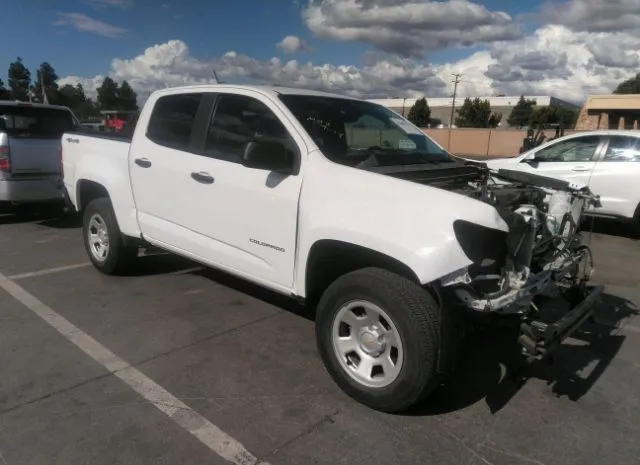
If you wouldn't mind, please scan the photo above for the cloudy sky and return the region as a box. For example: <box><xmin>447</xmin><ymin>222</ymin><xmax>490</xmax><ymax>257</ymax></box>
<box><xmin>3</xmin><ymin>0</ymin><xmax>640</xmax><ymax>103</ymax></box>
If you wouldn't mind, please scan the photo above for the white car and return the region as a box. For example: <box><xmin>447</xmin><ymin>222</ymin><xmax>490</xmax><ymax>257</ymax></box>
<box><xmin>484</xmin><ymin>130</ymin><xmax>640</xmax><ymax>231</ymax></box>
<box><xmin>61</xmin><ymin>85</ymin><xmax>601</xmax><ymax>413</ymax></box>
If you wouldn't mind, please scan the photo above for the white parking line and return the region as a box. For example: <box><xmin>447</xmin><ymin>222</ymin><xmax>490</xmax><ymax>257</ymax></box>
<box><xmin>0</xmin><ymin>271</ymin><xmax>269</xmax><ymax>465</ymax></box>
<box><xmin>7</xmin><ymin>263</ymin><xmax>92</xmax><ymax>280</ymax></box>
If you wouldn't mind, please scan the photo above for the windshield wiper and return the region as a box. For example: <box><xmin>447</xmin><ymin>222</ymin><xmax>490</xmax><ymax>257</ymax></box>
<box><xmin>355</xmin><ymin>150</ymin><xmax>453</xmax><ymax>169</ymax></box>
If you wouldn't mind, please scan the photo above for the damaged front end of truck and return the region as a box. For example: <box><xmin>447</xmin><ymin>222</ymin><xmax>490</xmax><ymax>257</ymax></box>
<box><xmin>440</xmin><ymin>166</ymin><xmax>603</xmax><ymax>360</ymax></box>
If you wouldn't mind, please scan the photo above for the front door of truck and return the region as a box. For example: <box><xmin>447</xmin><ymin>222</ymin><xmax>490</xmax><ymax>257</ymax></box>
<box><xmin>177</xmin><ymin>91</ymin><xmax>305</xmax><ymax>290</ymax></box>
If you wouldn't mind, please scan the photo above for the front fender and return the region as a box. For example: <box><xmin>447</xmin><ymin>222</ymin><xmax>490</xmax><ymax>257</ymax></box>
<box><xmin>294</xmin><ymin>153</ymin><xmax>508</xmax><ymax>295</ymax></box>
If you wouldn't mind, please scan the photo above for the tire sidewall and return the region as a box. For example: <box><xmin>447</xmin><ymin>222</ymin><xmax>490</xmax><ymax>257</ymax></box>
<box><xmin>316</xmin><ymin>277</ymin><xmax>439</xmax><ymax>412</ymax></box>
<box><xmin>83</xmin><ymin>198</ymin><xmax>122</xmax><ymax>274</ymax></box>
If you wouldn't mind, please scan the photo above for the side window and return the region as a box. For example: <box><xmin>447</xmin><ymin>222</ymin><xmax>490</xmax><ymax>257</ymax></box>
<box><xmin>204</xmin><ymin>94</ymin><xmax>290</xmax><ymax>163</ymax></box>
<box><xmin>146</xmin><ymin>93</ymin><xmax>203</xmax><ymax>150</ymax></box>
<box><xmin>534</xmin><ymin>136</ymin><xmax>600</xmax><ymax>162</ymax></box>
<box><xmin>603</xmin><ymin>136</ymin><xmax>640</xmax><ymax>161</ymax></box>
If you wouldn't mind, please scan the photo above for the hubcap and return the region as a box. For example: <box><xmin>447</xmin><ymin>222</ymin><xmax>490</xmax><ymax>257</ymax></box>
<box><xmin>331</xmin><ymin>300</ymin><xmax>404</xmax><ymax>388</ymax></box>
<box><xmin>87</xmin><ymin>213</ymin><xmax>110</xmax><ymax>262</ymax></box>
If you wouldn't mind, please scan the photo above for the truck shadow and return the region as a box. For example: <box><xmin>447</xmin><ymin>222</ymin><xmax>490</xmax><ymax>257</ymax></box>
<box><xmin>0</xmin><ymin>205</ymin><xmax>81</xmax><ymax>229</ymax></box>
<box><xmin>66</xmin><ymin>246</ymin><xmax>638</xmax><ymax>418</ymax></box>
<box><xmin>409</xmin><ymin>291</ymin><xmax>639</xmax><ymax>416</ymax></box>
<box><xmin>581</xmin><ymin>216</ymin><xmax>639</xmax><ymax>241</ymax></box>
<box><xmin>186</xmin><ymin>262</ymin><xmax>638</xmax><ymax>417</ymax></box>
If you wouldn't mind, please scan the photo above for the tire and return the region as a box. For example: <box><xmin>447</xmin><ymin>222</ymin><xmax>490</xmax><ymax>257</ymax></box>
<box><xmin>631</xmin><ymin>208</ymin><xmax>640</xmax><ymax>239</ymax></box>
<box><xmin>83</xmin><ymin>197</ymin><xmax>137</xmax><ymax>275</ymax></box>
<box><xmin>315</xmin><ymin>267</ymin><xmax>446</xmax><ymax>413</ymax></box>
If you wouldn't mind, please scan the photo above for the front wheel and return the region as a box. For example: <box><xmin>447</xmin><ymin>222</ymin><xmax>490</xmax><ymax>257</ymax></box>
<box><xmin>83</xmin><ymin>198</ymin><xmax>137</xmax><ymax>275</ymax></box>
<box><xmin>315</xmin><ymin>268</ymin><xmax>447</xmax><ymax>413</ymax></box>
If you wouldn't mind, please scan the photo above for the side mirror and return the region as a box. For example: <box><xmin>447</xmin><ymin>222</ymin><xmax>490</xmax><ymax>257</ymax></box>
<box><xmin>241</xmin><ymin>140</ymin><xmax>294</xmax><ymax>173</ymax></box>
<box><xmin>521</xmin><ymin>154</ymin><xmax>539</xmax><ymax>168</ymax></box>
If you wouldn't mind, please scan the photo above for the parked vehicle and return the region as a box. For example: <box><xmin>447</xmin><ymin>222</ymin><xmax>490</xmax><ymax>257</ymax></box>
<box><xmin>61</xmin><ymin>85</ymin><xmax>601</xmax><ymax>413</ymax></box>
<box><xmin>0</xmin><ymin>101</ymin><xmax>78</xmax><ymax>208</ymax></box>
<box><xmin>485</xmin><ymin>130</ymin><xmax>640</xmax><ymax>231</ymax></box>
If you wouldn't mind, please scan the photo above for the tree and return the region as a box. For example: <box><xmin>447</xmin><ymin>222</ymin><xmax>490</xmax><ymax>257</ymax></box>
<box><xmin>0</xmin><ymin>79</ymin><xmax>9</xmax><ymax>100</ymax></box>
<box><xmin>613</xmin><ymin>73</ymin><xmax>640</xmax><ymax>94</ymax></box>
<box><xmin>8</xmin><ymin>57</ymin><xmax>31</xmax><ymax>101</ymax></box>
<box><xmin>97</xmin><ymin>77</ymin><xmax>120</xmax><ymax>110</ymax></box>
<box><xmin>455</xmin><ymin>97</ymin><xmax>502</xmax><ymax>128</ymax></box>
<box><xmin>31</xmin><ymin>62</ymin><xmax>60</xmax><ymax>104</ymax></box>
<box><xmin>59</xmin><ymin>83</ymin><xmax>101</xmax><ymax>119</ymax></box>
<box><xmin>530</xmin><ymin>105</ymin><xmax>578</xmax><ymax>128</ymax></box>
<box><xmin>407</xmin><ymin>97</ymin><xmax>431</xmax><ymax>127</ymax></box>
<box><xmin>117</xmin><ymin>80</ymin><xmax>138</xmax><ymax>111</ymax></box>
<box><xmin>507</xmin><ymin>95</ymin><xmax>535</xmax><ymax>128</ymax></box>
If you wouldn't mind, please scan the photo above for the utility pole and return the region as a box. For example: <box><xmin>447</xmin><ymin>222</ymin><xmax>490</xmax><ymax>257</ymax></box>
<box><xmin>39</xmin><ymin>68</ymin><xmax>49</xmax><ymax>104</ymax></box>
<box><xmin>447</xmin><ymin>72</ymin><xmax>462</xmax><ymax>151</ymax></box>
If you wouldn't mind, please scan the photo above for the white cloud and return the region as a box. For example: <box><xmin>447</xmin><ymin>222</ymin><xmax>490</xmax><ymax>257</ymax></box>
<box><xmin>59</xmin><ymin>40</ymin><xmax>448</xmax><ymax>102</ymax></box>
<box><xmin>53</xmin><ymin>13</ymin><xmax>126</xmax><ymax>38</ymax></box>
<box><xmin>479</xmin><ymin>25</ymin><xmax>640</xmax><ymax>102</ymax></box>
<box><xmin>276</xmin><ymin>35</ymin><xmax>311</xmax><ymax>53</ymax></box>
<box><xmin>302</xmin><ymin>0</ymin><xmax>521</xmax><ymax>57</ymax></box>
<box><xmin>540</xmin><ymin>0</ymin><xmax>640</xmax><ymax>33</ymax></box>
<box><xmin>57</xmin><ymin>4</ymin><xmax>640</xmax><ymax>106</ymax></box>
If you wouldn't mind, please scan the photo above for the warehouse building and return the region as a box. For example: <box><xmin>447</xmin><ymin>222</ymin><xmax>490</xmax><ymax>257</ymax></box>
<box><xmin>367</xmin><ymin>95</ymin><xmax>580</xmax><ymax>128</ymax></box>
<box><xmin>575</xmin><ymin>94</ymin><xmax>640</xmax><ymax>130</ymax></box>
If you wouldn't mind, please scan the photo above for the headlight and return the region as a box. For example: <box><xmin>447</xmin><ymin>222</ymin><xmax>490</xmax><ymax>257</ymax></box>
<box><xmin>453</xmin><ymin>220</ymin><xmax>508</xmax><ymax>265</ymax></box>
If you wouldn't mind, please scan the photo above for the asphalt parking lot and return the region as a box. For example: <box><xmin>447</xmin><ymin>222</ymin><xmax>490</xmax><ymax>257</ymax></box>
<box><xmin>1</xmin><ymin>206</ymin><xmax>640</xmax><ymax>465</ymax></box>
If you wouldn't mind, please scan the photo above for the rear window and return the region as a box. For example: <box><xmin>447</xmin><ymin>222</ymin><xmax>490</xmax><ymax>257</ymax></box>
<box><xmin>146</xmin><ymin>94</ymin><xmax>203</xmax><ymax>150</ymax></box>
<box><xmin>0</xmin><ymin>105</ymin><xmax>77</xmax><ymax>138</ymax></box>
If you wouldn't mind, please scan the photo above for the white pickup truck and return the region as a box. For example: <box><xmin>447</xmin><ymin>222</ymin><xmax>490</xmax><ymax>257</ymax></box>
<box><xmin>62</xmin><ymin>85</ymin><xmax>602</xmax><ymax>413</ymax></box>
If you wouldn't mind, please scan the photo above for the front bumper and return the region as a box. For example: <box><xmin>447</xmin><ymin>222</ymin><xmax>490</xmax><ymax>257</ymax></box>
<box><xmin>518</xmin><ymin>285</ymin><xmax>603</xmax><ymax>361</ymax></box>
<box><xmin>0</xmin><ymin>175</ymin><xmax>63</xmax><ymax>203</ymax></box>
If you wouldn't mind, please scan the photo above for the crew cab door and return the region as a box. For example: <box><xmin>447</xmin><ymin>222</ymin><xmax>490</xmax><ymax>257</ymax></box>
<box><xmin>130</xmin><ymin>90</ymin><xmax>305</xmax><ymax>291</ymax></box>
<box><xmin>517</xmin><ymin>135</ymin><xmax>605</xmax><ymax>189</ymax></box>
<box><xmin>181</xmin><ymin>91</ymin><xmax>305</xmax><ymax>289</ymax></box>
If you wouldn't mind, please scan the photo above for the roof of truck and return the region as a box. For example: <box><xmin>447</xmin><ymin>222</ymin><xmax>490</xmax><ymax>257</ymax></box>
<box><xmin>151</xmin><ymin>84</ymin><xmax>361</xmax><ymax>101</ymax></box>
<box><xmin>0</xmin><ymin>100</ymin><xmax>72</xmax><ymax>111</ymax></box>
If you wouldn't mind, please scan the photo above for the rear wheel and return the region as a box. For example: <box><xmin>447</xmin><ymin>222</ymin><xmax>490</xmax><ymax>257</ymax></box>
<box><xmin>315</xmin><ymin>267</ymin><xmax>447</xmax><ymax>413</ymax></box>
<box><xmin>83</xmin><ymin>198</ymin><xmax>137</xmax><ymax>274</ymax></box>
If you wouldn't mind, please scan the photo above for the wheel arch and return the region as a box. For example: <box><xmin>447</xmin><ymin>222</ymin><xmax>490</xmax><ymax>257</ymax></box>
<box><xmin>303</xmin><ymin>239</ymin><xmax>422</xmax><ymax>304</ymax></box>
<box><xmin>76</xmin><ymin>179</ymin><xmax>111</xmax><ymax>213</ymax></box>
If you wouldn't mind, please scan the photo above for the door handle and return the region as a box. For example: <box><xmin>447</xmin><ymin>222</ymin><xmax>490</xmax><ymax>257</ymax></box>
<box><xmin>191</xmin><ymin>171</ymin><xmax>215</xmax><ymax>184</ymax></box>
<box><xmin>572</xmin><ymin>166</ymin><xmax>590</xmax><ymax>172</ymax></box>
<box><xmin>134</xmin><ymin>158</ymin><xmax>152</xmax><ymax>168</ymax></box>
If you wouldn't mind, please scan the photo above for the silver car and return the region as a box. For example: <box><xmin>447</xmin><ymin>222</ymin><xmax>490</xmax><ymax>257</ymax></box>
<box><xmin>0</xmin><ymin>101</ymin><xmax>78</xmax><ymax>208</ymax></box>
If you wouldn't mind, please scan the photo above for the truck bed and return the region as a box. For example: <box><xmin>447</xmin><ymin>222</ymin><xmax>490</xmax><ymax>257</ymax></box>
<box><xmin>67</xmin><ymin>127</ymin><xmax>133</xmax><ymax>143</ymax></box>
<box><xmin>61</xmin><ymin>129</ymin><xmax>138</xmax><ymax>236</ymax></box>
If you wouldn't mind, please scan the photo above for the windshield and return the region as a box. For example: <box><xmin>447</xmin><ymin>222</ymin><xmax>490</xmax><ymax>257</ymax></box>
<box><xmin>278</xmin><ymin>95</ymin><xmax>452</xmax><ymax>166</ymax></box>
<box><xmin>0</xmin><ymin>105</ymin><xmax>77</xmax><ymax>139</ymax></box>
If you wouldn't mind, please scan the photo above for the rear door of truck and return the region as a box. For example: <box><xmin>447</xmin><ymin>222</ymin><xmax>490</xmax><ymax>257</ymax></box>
<box><xmin>0</xmin><ymin>103</ymin><xmax>78</xmax><ymax>176</ymax></box>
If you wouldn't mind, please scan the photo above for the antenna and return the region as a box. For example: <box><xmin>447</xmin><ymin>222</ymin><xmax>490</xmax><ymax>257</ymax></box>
<box><xmin>212</xmin><ymin>69</ymin><xmax>223</xmax><ymax>84</ymax></box>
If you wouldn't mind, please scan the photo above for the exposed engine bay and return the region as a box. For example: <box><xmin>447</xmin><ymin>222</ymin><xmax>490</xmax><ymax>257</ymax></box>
<box><xmin>378</xmin><ymin>159</ymin><xmax>603</xmax><ymax>360</ymax></box>
<box><xmin>440</xmin><ymin>165</ymin><xmax>598</xmax><ymax>305</ymax></box>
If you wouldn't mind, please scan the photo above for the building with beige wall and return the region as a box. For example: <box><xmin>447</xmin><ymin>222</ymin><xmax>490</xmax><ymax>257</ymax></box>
<box><xmin>368</xmin><ymin>95</ymin><xmax>579</xmax><ymax>128</ymax></box>
<box><xmin>575</xmin><ymin>94</ymin><xmax>640</xmax><ymax>130</ymax></box>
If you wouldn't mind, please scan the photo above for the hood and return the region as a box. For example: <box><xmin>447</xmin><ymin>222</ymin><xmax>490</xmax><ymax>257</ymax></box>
<box><xmin>483</xmin><ymin>156</ymin><xmax>522</xmax><ymax>170</ymax></box>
